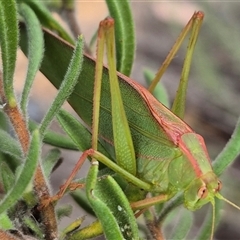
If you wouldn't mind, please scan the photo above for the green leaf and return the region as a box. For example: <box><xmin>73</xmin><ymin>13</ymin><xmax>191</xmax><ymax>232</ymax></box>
<box><xmin>0</xmin><ymin>111</ymin><xmax>9</xmax><ymax>131</ymax></box>
<box><xmin>0</xmin><ymin>0</ymin><xmax>18</xmax><ymax>103</ymax></box>
<box><xmin>18</xmin><ymin>3</ymin><xmax>44</xmax><ymax>115</ymax></box>
<box><xmin>23</xmin><ymin>216</ymin><xmax>44</xmax><ymax>239</ymax></box>
<box><xmin>168</xmin><ymin>209</ymin><xmax>193</xmax><ymax>239</ymax></box>
<box><xmin>144</xmin><ymin>68</ymin><xmax>170</xmax><ymax>108</ymax></box>
<box><xmin>20</xmin><ymin>0</ymin><xmax>74</xmax><ymax>44</ymax></box>
<box><xmin>86</xmin><ymin>162</ymin><xmax>123</xmax><ymax>239</ymax></box>
<box><xmin>39</xmin><ymin>35</ymin><xmax>84</xmax><ymax>136</ymax></box>
<box><xmin>29</xmin><ymin>120</ymin><xmax>78</xmax><ymax>150</ymax></box>
<box><xmin>67</xmin><ymin>220</ymin><xmax>103</xmax><ymax>240</ymax></box>
<box><xmin>86</xmin><ymin>162</ymin><xmax>139</xmax><ymax>240</ymax></box>
<box><xmin>157</xmin><ymin>194</ymin><xmax>184</xmax><ymax>223</ymax></box>
<box><xmin>57</xmin><ymin>109</ymin><xmax>111</xmax><ymax>158</ymax></box>
<box><xmin>56</xmin><ymin>204</ymin><xmax>72</xmax><ymax>220</ymax></box>
<box><xmin>213</xmin><ymin>116</ymin><xmax>240</xmax><ymax>176</ymax></box>
<box><xmin>0</xmin><ymin>162</ymin><xmax>15</xmax><ymax>193</ymax></box>
<box><xmin>61</xmin><ymin>216</ymin><xmax>84</xmax><ymax>238</ymax></box>
<box><xmin>0</xmin><ymin>130</ymin><xmax>40</xmax><ymax>214</ymax></box>
<box><xmin>43</xmin><ymin>130</ymin><xmax>78</xmax><ymax>150</ymax></box>
<box><xmin>70</xmin><ymin>189</ymin><xmax>95</xmax><ymax>216</ymax></box>
<box><xmin>0</xmin><ymin>212</ymin><xmax>14</xmax><ymax>230</ymax></box>
<box><xmin>42</xmin><ymin>148</ymin><xmax>61</xmax><ymax>178</ymax></box>
<box><xmin>95</xmin><ymin>176</ymin><xmax>139</xmax><ymax>239</ymax></box>
<box><xmin>0</xmin><ymin>129</ymin><xmax>23</xmax><ymax>161</ymax></box>
<box><xmin>57</xmin><ymin>109</ymin><xmax>92</xmax><ymax>151</ymax></box>
<box><xmin>106</xmin><ymin>0</ymin><xmax>135</xmax><ymax>76</ymax></box>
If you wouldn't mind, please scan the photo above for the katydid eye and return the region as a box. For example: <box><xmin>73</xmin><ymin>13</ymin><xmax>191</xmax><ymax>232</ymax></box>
<box><xmin>216</xmin><ymin>180</ymin><xmax>222</xmax><ymax>191</ymax></box>
<box><xmin>197</xmin><ymin>186</ymin><xmax>208</xmax><ymax>199</ymax></box>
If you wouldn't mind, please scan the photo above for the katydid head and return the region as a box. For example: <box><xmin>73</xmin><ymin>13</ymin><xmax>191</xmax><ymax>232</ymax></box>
<box><xmin>184</xmin><ymin>171</ymin><xmax>240</xmax><ymax>239</ymax></box>
<box><xmin>183</xmin><ymin>171</ymin><xmax>221</xmax><ymax>211</ymax></box>
<box><xmin>184</xmin><ymin>171</ymin><xmax>240</xmax><ymax>210</ymax></box>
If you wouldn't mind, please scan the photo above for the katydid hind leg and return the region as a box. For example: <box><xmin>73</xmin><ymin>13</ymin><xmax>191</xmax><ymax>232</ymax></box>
<box><xmin>148</xmin><ymin>12</ymin><xmax>197</xmax><ymax>94</ymax></box>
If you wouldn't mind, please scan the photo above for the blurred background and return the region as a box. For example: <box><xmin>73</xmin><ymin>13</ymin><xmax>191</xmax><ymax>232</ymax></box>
<box><xmin>15</xmin><ymin>1</ymin><xmax>240</xmax><ymax>239</ymax></box>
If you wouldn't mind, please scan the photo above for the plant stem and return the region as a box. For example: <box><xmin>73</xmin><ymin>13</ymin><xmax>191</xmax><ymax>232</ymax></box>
<box><xmin>0</xmin><ymin>71</ymin><xmax>58</xmax><ymax>240</ymax></box>
<box><xmin>144</xmin><ymin>209</ymin><xmax>164</xmax><ymax>240</ymax></box>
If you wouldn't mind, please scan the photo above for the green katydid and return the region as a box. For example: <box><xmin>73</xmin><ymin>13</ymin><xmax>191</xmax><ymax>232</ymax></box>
<box><xmin>19</xmin><ymin>11</ymin><xmax>240</xmax><ymax>239</ymax></box>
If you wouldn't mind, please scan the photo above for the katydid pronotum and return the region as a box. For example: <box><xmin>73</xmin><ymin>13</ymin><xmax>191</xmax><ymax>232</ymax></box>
<box><xmin>33</xmin><ymin>12</ymin><xmax>240</xmax><ymax>239</ymax></box>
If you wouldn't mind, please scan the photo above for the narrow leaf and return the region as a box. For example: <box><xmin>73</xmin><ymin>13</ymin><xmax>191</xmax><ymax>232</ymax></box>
<box><xmin>42</xmin><ymin>148</ymin><xmax>61</xmax><ymax>178</ymax></box>
<box><xmin>0</xmin><ymin>154</ymin><xmax>20</xmax><ymax>173</ymax></box>
<box><xmin>68</xmin><ymin>220</ymin><xmax>103</xmax><ymax>240</ymax></box>
<box><xmin>39</xmin><ymin>35</ymin><xmax>84</xmax><ymax>136</ymax></box>
<box><xmin>18</xmin><ymin>3</ymin><xmax>44</xmax><ymax>115</ymax></box>
<box><xmin>0</xmin><ymin>162</ymin><xmax>15</xmax><ymax>193</ymax></box>
<box><xmin>57</xmin><ymin>109</ymin><xmax>111</xmax><ymax>158</ymax></box>
<box><xmin>61</xmin><ymin>216</ymin><xmax>84</xmax><ymax>238</ymax></box>
<box><xmin>213</xmin><ymin>116</ymin><xmax>240</xmax><ymax>176</ymax></box>
<box><xmin>43</xmin><ymin>130</ymin><xmax>78</xmax><ymax>150</ymax></box>
<box><xmin>57</xmin><ymin>109</ymin><xmax>92</xmax><ymax>151</ymax></box>
<box><xmin>94</xmin><ymin>176</ymin><xmax>139</xmax><ymax>240</ymax></box>
<box><xmin>157</xmin><ymin>194</ymin><xmax>184</xmax><ymax>223</ymax></box>
<box><xmin>0</xmin><ymin>108</ymin><xmax>9</xmax><ymax>131</ymax></box>
<box><xmin>70</xmin><ymin>189</ymin><xmax>95</xmax><ymax>216</ymax></box>
<box><xmin>29</xmin><ymin>120</ymin><xmax>78</xmax><ymax>150</ymax></box>
<box><xmin>86</xmin><ymin>162</ymin><xmax>123</xmax><ymax>240</ymax></box>
<box><xmin>106</xmin><ymin>0</ymin><xmax>135</xmax><ymax>76</ymax></box>
<box><xmin>23</xmin><ymin>216</ymin><xmax>44</xmax><ymax>239</ymax></box>
<box><xmin>23</xmin><ymin>0</ymin><xmax>74</xmax><ymax>44</ymax></box>
<box><xmin>0</xmin><ymin>213</ymin><xmax>14</xmax><ymax>230</ymax></box>
<box><xmin>169</xmin><ymin>209</ymin><xmax>193</xmax><ymax>240</ymax></box>
<box><xmin>0</xmin><ymin>0</ymin><xmax>18</xmax><ymax>103</ymax></box>
<box><xmin>0</xmin><ymin>130</ymin><xmax>40</xmax><ymax>214</ymax></box>
<box><xmin>0</xmin><ymin>129</ymin><xmax>23</xmax><ymax>160</ymax></box>
<box><xmin>56</xmin><ymin>204</ymin><xmax>72</xmax><ymax>220</ymax></box>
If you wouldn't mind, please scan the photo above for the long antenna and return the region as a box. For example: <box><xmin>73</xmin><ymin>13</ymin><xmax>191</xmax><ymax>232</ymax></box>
<box><xmin>210</xmin><ymin>200</ymin><xmax>215</xmax><ymax>240</ymax></box>
<box><xmin>216</xmin><ymin>193</ymin><xmax>240</xmax><ymax>210</ymax></box>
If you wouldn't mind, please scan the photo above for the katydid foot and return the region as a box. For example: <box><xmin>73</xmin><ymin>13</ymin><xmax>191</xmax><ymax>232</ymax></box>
<box><xmin>40</xmin><ymin>182</ymin><xmax>85</xmax><ymax>208</ymax></box>
<box><xmin>40</xmin><ymin>149</ymin><xmax>95</xmax><ymax>208</ymax></box>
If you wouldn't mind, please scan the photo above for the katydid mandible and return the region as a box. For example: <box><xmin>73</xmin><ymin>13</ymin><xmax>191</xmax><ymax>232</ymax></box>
<box><xmin>35</xmin><ymin>12</ymin><xmax>240</xmax><ymax>239</ymax></box>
